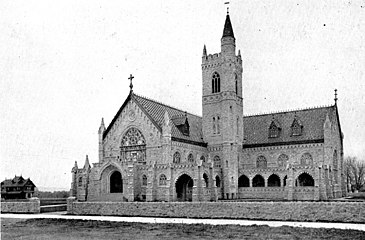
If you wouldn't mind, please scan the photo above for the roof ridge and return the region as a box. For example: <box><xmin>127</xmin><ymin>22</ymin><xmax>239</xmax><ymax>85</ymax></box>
<box><xmin>133</xmin><ymin>93</ymin><xmax>202</xmax><ymax>118</ymax></box>
<box><xmin>243</xmin><ymin>104</ymin><xmax>335</xmax><ymax>117</ymax></box>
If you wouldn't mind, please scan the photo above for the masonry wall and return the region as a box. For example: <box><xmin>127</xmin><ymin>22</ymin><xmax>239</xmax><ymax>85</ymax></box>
<box><xmin>67</xmin><ymin>198</ymin><xmax>365</xmax><ymax>223</ymax></box>
<box><xmin>1</xmin><ymin>198</ymin><xmax>40</xmax><ymax>213</ymax></box>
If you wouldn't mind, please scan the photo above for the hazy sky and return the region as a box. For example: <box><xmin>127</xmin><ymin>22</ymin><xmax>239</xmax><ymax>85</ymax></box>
<box><xmin>1</xmin><ymin>0</ymin><xmax>364</xmax><ymax>191</ymax></box>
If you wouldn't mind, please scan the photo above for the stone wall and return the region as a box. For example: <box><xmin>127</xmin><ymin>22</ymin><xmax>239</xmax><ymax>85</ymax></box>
<box><xmin>67</xmin><ymin>198</ymin><xmax>365</xmax><ymax>223</ymax></box>
<box><xmin>1</xmin><ymin>198</ymin><xmax>40</xmax><ymax>213</ymax></box>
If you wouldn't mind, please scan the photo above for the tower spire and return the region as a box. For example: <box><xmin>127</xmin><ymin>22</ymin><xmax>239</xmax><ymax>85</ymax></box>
<box><xmin>222</xmin><ymin>10</ymin><xmax>234</xmax><ymax>38</ymax></box>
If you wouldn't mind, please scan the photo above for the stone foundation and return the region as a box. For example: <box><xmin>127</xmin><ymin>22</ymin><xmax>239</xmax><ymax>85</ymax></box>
<box><xmin>1</xmin><ymin>197</ymin><xmax>40</xmax><ymax>214</ymax></box>
<box><xmin>67</xmin><ymin>198</ymin><xmax>365</xmax><ymax>223</ymax></box>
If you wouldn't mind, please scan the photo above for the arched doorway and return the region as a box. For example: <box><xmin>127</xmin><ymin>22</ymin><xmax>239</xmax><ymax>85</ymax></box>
<box><xmin>110</xmin><ymin>171</ymin><xmax>123</xmax><ymax>193</ymax></box>
<box><xmin>176</xmin><ymin>174</ymin><xmax>193</xmax><ymax>201</ymax></box>
<box><xmin>296</xmin><ymin>173</ymin><xmax>314</xmax><ymax>186</ymax></box>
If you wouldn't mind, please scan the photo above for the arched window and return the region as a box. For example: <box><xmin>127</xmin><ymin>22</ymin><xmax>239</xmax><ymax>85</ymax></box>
<box><xmin>217</xmin><ymin>116</ymin><xmax>220</xmax><ymax>134</ymax></box>
<box><xmin>188</xmin><ymin>153</ymin><xmax>194</xmax><ymax>163</ymax></box>
<box><xmin>215</xmin><ymin>176</ymin><xmax>221</xmax><ymax>187</ymax></box>
<box><xmin>213</xmin><ymin>117</ymin><xmax>216</xmax><ymax>134</ymax></box>
<box><xmin>236</xmin><ymin>117</ymin><xmax>239</xmax><ymax>135</ymax></box>
<box><xmin>142</xmin><ymin>175</ymin><xmax>147</xmax><ymax>186</ymax></box>
<box><xmin>283</xmin><ymin>175</ymin><xmax>287</xmax><ymax>187</ymax></box>
<box><xmin>252</xmin><ymin>175</ymin><xmax>265</xmax><ymax>187</ymax></box>
<box><xmin>110</xmin><ymin>171</ymin><xmax>123</xmax><ymax>193</ymax></box>
<box><xmin>300</xmin><ymin>153</ymin><xmax>313</xmax><ymax>166</ymax></box>
<box><xmin>291</xmin><ymin>118</ymin><xmax>303</xmax><ymax>136</ymax></box>
<box><xmin>203</xmin><ymin>173</ymin><xmax>209</xmax><ymax>187</ymax></box>
<box><xmin>173</xmin><ymin>152</ymin><xmax>181</xmax><ymax>163</ymax></box>
<box><xmin>277</xmin><ymin>154</ymin><xmax>289</xmax><ymax>167</ymax></box>
<box><xmin>78</xmin><ymin>177</ymin><xmax>83</xmax><ymax>187</ymax></box>
<box><xmin>120</xmin><ymin>127</ymin><xmax>146</xmax><ymax>163</ymax></box>
<box><xmin>268</xmin><ymin>174</ymin><xmax>281</xmax><ymax>187</ymax></box>
<box><xmin>212</xmin><ymin>72</ymin><xmax>221</xmax><ymax>93</ymax></box>
<box><xmin>235</xmin><ymin>73</ymin><xmax>238</xmax><ymax>94</ymax></box>
<box><xmin>238</xmin><ymin>175</ymin><xmax>250</xmax><ymax>187</ymax></box>
<box><xmin>200</xmin><ymin>155</ymin><xmax>206</xmax><ymax>163</ymax></box>
<box><xmin>256</xmin><ymin>156</ymin><xmax>267</xmax><ymax>168</ymax></box>
<box><xmin>213</xmin><ymin>156</ymin><xmax>221</xmax><ymax>168</ymax></box>
<box><xmin>226</xmin><ymin>160</ymin><xmax>228</xmax><ymax>168</ymax></box>
<box><xmin>159</xmin><ymin>174</ymin><xmax>167</xmax><ymax>185</ymax></box>
<box><xmin>296</xmin><ymin>173</ymin><xmax>314</xmax><ymax>186</ymax></box>
<box><xmin>121</xmin><ymin>127</ymin><xmax>146</xmax><ymax>146</ymax></box>
<box><xmin>333</xmin><ymin>150</ymin><xmax>338</xmax><ymax>169</ymax></box>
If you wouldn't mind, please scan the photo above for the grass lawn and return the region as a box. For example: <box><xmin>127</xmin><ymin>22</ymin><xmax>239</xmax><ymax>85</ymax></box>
<box><xmin>1</xmin><ymin>218</ymin><xmax>364</xmax><ymax>240</ymax></box>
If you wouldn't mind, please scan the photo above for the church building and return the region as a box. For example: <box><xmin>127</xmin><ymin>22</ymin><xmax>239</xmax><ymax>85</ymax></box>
<box><xmin>70</xmin><ymin>12</ymin><xmax>345</xmax><ymax>202</ymax></box>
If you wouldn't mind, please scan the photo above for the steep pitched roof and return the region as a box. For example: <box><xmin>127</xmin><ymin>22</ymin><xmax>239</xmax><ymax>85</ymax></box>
<box><xmin>222</xmin><ymin>14</ymin><xmax>235</xmax><ymax>38</ymax></box>
<box><xmin>243</xmin><ymin>105</ymin><xmax>337</xmax><ymax>148</ymax></box>
<box><xmin>103</xmin><ymin>93</ymin><xmax>205</xmax><ymax>146</ymax></box>
<box><xmin>1</xmin><ymin>176</ymin><xmax>35</xmax><ymax>188</ymax></box>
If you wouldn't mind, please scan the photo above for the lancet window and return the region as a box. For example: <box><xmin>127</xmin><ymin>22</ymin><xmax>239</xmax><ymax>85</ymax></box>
<box><xmin>212</xmin><ymin>72</ymin><xmax>221</xmax><ymax>93</ymax></box>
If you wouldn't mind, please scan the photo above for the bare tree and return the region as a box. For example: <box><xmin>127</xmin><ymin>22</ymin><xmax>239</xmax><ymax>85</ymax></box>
<box><xmin>345</xmin><ymin>156</ymin><xmax>365</xmax><ymax>192</ymax></box>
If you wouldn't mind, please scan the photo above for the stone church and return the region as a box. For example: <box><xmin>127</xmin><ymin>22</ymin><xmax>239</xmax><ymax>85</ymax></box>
<box><xmin>70</xmin><ymin>13</ymin><xmax>345</xmax><ymax>202</ymax></box>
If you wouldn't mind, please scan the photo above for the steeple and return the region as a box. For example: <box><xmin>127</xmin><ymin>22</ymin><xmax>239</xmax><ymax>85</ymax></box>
<box><xmin>203</xmin><ymin>44</ymin><xmax>207</xmax><ymax>56</ymax></box>
<box><xmin>98</xmin><ymin>118</ymin><xmax>105</xmax><ymax>134</ymax></box>
<box><xmin>222</xmin><ymin>13</ymin><xmax>235</xmax><ymax>38</ymax></box>
<box><xmin>84</xmin><ymin>155</ymin><xmax>90</xmax><ymax>169</ymax></box>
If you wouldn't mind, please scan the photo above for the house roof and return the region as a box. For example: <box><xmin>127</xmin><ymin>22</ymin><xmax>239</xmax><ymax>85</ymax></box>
<box><xmin>103</xmin><ymin>92</ymin><xmax>205</xmax><ymax>146</ymax></box>
<box><xmin>1</xmin><ymin>176</ymin><xmax>36</xmax><ymax>188</ymax></box>
<box><xmin>242</xmin><ymin>105</ymin><xmax>338</xmax><ymax>148</ymax></box>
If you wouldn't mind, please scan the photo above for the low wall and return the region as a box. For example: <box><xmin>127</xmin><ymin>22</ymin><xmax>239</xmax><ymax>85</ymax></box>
<box><xmin>40</xmin><ymin>204</ymin><xmax>67</xmax><ymax>213</ymax></box>
<box><xmin>1</xmin><ymin>198</ymin><xmax>40</xmax><ymax>214</ymax></box>
<box><xmin>40</xmin><ymin>198</ymin><xmax>67</xmax><ymax>206</ymax></box>
<box><xmin>67</xmin><ymin>198</ymin><xmax>365</xmax><ymax>223</ymax></box>
<box><xmin>238</xmin><ymin>187</ymin><xmax>286</xmax><ymax>200</ymax></box>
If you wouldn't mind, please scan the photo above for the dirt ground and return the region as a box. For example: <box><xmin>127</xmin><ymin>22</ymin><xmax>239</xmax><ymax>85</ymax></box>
<box><xmin>1</xmin><ymin>218</ymin><xmax>364</xmax><ymax>240</ymax></box>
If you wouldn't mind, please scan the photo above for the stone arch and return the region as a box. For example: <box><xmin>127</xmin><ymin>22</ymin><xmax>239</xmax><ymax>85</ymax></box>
<box><xmin>252</xmin><ymin>174</ymin><xmax>265</xmax><ymax>187</ymax></box>
<box><xmin>268</xmin><ymin>174</ymin><xmax>281</xmax><ymax>187</ymax></box>
<box><xmin>213</xmin><ymin>155</ymin><xmax>221</xmax><ymax>168</ymax></box>
<box><xmin>296</xmin><ymin>172</ymin><xmax>315</xmax><ymax>186</ymax></box>
<box><xmin>97</xmin><ymin>162</ymin><xmax>124</xmax><ymax>181</ymax></box>
<box><xmin>175</xmin><ymin>173</ymin><xmax>194</xmax><ymax>201</ymax></box>
<box><xmin>238</xmin><ymin>174</ymin><xmax>250</xmax><ymax>187</ymax></box>
<box><xmin>159</xmin><ymin>174</ymin><xmax>167</xmax><ymax>186</ymax></box>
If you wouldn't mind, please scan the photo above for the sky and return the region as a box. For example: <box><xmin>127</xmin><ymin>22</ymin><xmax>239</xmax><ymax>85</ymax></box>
<box><xmin>1</xmin><ymin>0</ymin><xmax>364</xmax><ymax>191</ymax></box>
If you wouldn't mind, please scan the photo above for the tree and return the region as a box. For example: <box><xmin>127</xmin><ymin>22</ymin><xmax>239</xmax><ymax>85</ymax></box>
<box><xmin>345</xmin><ymin>156</ymin><xmax>365</xmax><ymax>192</ymax></box>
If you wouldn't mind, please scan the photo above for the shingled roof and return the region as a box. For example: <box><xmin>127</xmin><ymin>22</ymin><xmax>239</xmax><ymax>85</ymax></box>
<box><xmin>103</xmin><ymin>93</ymin><xmax>205</xmax><ymax>146</ymax></box>
<box><xmin>1</xmin><ymin>176</ymin><xmax>35</xmax><ymax>188</ymax></box>
<box><xmin>242</xmin><ymin>105</ymin><xmax>338</xmax><ymax>148</ymax></box>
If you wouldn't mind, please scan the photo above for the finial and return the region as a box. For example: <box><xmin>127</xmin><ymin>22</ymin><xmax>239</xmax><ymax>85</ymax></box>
<box><xmin>334</xmin><ymin>89</ymin><xmax>338</xmax><ymax>104</ymax></box>
<box><xmin>225</xmin><ymin>2</ymin><xmax>230</xmax><ymax>14</ymax></box>
<box><xmin>128</xmin><ymin>74</ymin><xmax>134</xmax><ymax>92</ymax></box>
<box><xmin>203</xmin><ymin>44</ymin><xmax>207</xmax><ymax>56</ymax></box>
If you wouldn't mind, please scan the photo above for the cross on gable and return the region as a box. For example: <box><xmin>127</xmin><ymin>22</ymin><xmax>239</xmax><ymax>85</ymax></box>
<box><xmin>128</xmin><ymin>74</ymin><xmax>134</xmax><ymax>92</ymax></box>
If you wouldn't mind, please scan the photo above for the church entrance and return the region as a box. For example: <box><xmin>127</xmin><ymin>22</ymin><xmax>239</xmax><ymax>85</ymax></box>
<box><xmin>176</xmin><ymin>174</ymin><xmax>193</xmax><ymax>201</ymax></box>
<box><xmin>110</xmin><ymin>171</ymin><xmax>123</xmax><ymax>193</ymax></box>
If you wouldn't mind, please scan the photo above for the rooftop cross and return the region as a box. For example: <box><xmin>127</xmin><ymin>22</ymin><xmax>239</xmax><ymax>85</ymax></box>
<box><xmin>128</xmin><ymin>74</ymin><xmax>134</xmax><ymax>92</ymax></box>
<box><xmin>334</xmin><ymin>89</ymin><xmax>338</xmax><ymax>104</ymax></box>
<box><xmin>225</xmin><ymin>1</ymin><xmax>230</xmax><ymax>14</ymax></box>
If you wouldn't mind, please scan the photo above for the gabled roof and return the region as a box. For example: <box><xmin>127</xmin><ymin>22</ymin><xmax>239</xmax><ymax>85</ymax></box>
<box><xmin>103</xmin><ymin>92</ymin><xmax>205</xmax><ymax>146</ymax></box>
<box><xmin>243</xmin><ymin>105</ymin><xmax>338</xmax><ymax>148</ymax></box>
<box><xmin>1</xmin><ymin>176</ymin><xmax>36</xmax><ymax>188</ymax></box>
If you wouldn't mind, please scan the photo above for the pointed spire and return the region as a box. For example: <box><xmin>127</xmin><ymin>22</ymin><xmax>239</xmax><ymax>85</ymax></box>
<box><xmin>238</xmin><ymin>49</ymin><xmax>241</xmax><ymax>57</ymax></box>
<box><xmin>84</xmin><ymin>155</ymin><xmax>90</xmax><ymax>169</ymax></box>
<box><xmin>98</xmin><ymin>118</ymin><xmax>106</xmax><ymax>134</ymax></box>
<box><xmin>203</xmin><ymin>44</ymin><xmax>207</xmax><ymax>56</ymax></box>
<box><xmin>72</xmin><ymin>161</ymin><xmax>78</xmax><ymax>173</ymax></box>
<box><xmin>222</xmin><ymin>13</ymin><xmax>234</xmax><ymax>38</ymax></box>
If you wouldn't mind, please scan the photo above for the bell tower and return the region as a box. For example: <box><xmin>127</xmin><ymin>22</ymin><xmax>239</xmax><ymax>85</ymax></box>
<box><xmin>202</xmin><ymin>12</ymin><xmax>243</xmax><ymax>199</ymax></box>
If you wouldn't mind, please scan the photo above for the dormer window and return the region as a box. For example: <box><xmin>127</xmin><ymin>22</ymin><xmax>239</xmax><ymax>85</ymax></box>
<box><xmin>291</xmin><ymin>117</ymin><xmax>303</xmax><ymax>136</ymax></box>
<box><xmin>268</xmin><ymin>119</ymin><xmax>281</xmax><ymax>138</ymax></box>
<box><xmin>172</xmin><ymin>115</ymin><xmax>190</xmax><ymax>136</ymax></box>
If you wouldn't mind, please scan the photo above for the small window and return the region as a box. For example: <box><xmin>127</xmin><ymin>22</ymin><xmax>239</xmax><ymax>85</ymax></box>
<box><xmin>213</xmin><ymin>117</ymin><xmax>216</xmax><ymax>134</ymax></box>
<box><xmin>142</xmin><ymin>175</ymin><xmax>147</xmax><ymax>186</ymax></box>
<box><xmin>277</xmin><ymin>154</ymin><xmax>289</xmax><ymax>167</ymax></box>
<box><xmin>213</xmin><ymin>156</ymin><xmax>221</xmax><ymax>168</ymax></box>
<box><xmin>300</xmin><ymin>153</ymin><xmax>313</xmax><ymax>166</ymax></box>
<box><xmin>78</xmin><ymin>177</ymin><xmax>83</xmax><ymax>187</ymax></box>
<box><xmin>203</xmin><ymin>173</ymin><xmax>209</xmax><ymax>187</ymax></box>
<box><xmin>235</xmin><ymin>73</ymin><xmax>238</xmax><ymax>94</ymax></box>
<box><xmin>212</xmin><ymin>72</ymin><xmax>221</xmax><ymax>93</ymax></box>
<box><xmin>215</xmin><ymin>176</ymin><xmax>221</xmax><ymax>187</ymax></box>
<box><xmin>217</xmin><ymin>116</ymin><xmax>220</xmax><ymax>134</ymax></box>
<box><xmin>173</xmin><ymin>152</ymin><xmax>181</xmax><ymax>163</ymax></box>
<box><xmin>159</xmin><ymin>174</ymin><xmax>167</xmax><ymax>185</ymax></box>
<box><xmin>188</xmin><ymin>153</ymin><xmax>194</xmax><ymax>163</ymax></box>
<box><xmin>200</xmin><ymin>155</ymin><xmax>206</xmax><ymax>163</ymax></box>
